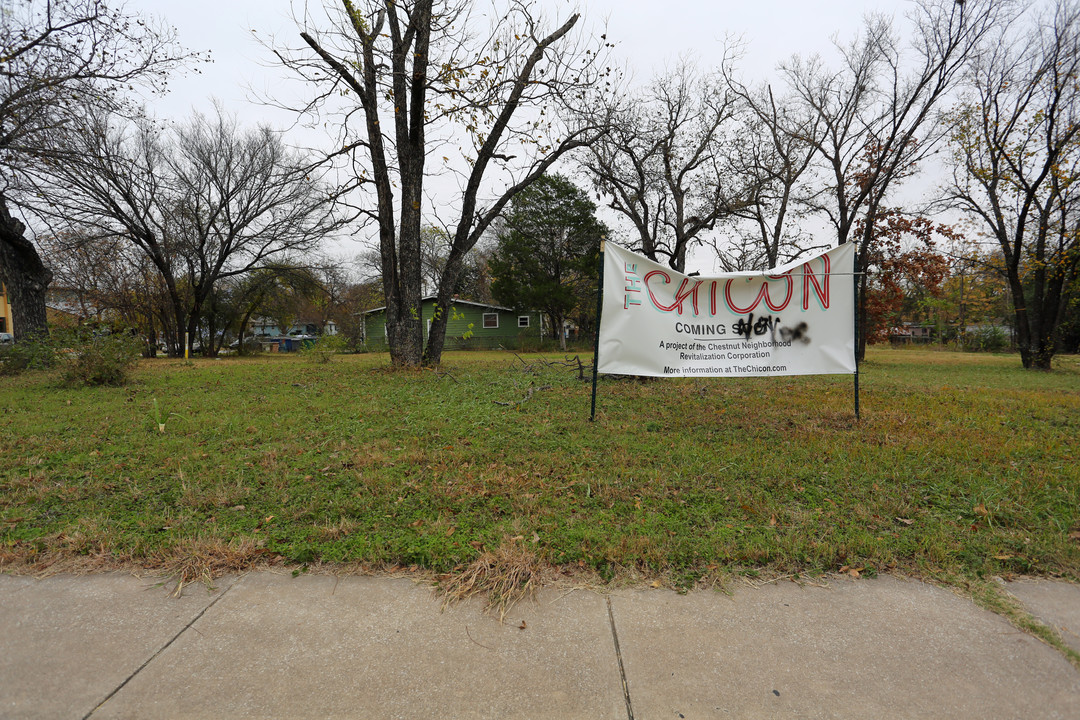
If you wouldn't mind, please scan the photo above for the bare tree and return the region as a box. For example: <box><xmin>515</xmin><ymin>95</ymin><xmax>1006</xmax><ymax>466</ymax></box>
<box><xmin>31</xmin><ymin>106</ymin><xmax>343</xmax><ymax>356</ymax></box>
<box><xmin>583</xmin><ymin>60</ymin><xmax>748</xmax><ymax>272</ymax></box>
<box><xmin>941</xmin><ymin>0</ymin><xmax>1080</xmax><ymax>369</ymax></box>
<box><xmin>33</xmin><ymin>111</ymin><xmax>187</xmax><ymax>351</ymax></box>
<box><xmin>0</xmin><ymin>0</ymin><xmax>196</xmax><ymax>340</ymax></box>
<box><xmin>311</xmin><ymin>259</ymin><xmax>357</xmax><ymax>331</ymax></box>
<box><xmin>417</xmin><ymin>225</ymin><xmax>453</xmax><ymax>296</ymax></box>
<box><xmin>38</xmin><ymin>230</ymin><xmax>175</xmax><ymax>355</ymax></box>
<box><xmin>717</xmin><ymin>80</ymin><xmax>825</xmax><ymax>271</ymax></box>
<box><xmin>37</xmin><ymin>229</ymin><xmax>122</xmax><ymax>322</ymax></box>
<box><xmin>781</xmin><ymin>0</ymin><xmax>1012</xmax><ymax>360</ymax></box>
<box><xmin>271</xmin><ymin>0</ymin><xmax>615</xmax><ymax>366</ymax></box>
<box><xmin>355</xmin><ymin>224</ymin><xmax>488</xmax><ymax>300</ymax></box>
<box><xmin>169</xmin><ymin>109</ymin><xmax>344</xmax><ymax>355</ymax></box>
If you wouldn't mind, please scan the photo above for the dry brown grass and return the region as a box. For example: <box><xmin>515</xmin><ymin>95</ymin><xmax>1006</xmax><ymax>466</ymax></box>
<box><xmin>0</xmin><ymin>537</ymin><xmax>286</xmax><ymax>596</ymax></box>
<box><xmin>437</xmin><ymin>537</ymin><xmax>550</xmax><ymax>620</ymax></box>
<box><xmin>146</xmin><ymin>537</ymin><xmax>282</xmax><ymax>596</ymax></box>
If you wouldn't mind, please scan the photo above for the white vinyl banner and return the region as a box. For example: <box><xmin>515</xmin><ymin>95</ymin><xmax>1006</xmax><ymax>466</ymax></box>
<box><xmin>597</xmin><ymin>243</ymin><xmax>856</xmax><ymax>378</ymax></box>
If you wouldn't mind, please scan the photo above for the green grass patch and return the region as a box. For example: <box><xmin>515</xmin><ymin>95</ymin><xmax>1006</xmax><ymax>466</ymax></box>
<box><xmin>1</xmin><ymin>348</ymin><xmax>1077</xmax><ymax>594</ymax></box>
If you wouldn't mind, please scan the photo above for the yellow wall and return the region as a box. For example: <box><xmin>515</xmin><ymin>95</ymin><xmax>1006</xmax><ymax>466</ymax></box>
<box><xmin>0</xmin><ymin>282</ymin><xmax>11</xmax><ymax>334</ymax></box>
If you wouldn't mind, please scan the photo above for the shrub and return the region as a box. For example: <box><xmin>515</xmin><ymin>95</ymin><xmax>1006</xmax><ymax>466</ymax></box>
<box><xmin>0</xmin><ymin>346</ymin><xmax>26</xmax><ymax>376</ymax></box>
<box><xmin>234</xmin><ymin>337</ymin><xmax>264</xmax><ymax>356</ymax></box>
<box><xmin>60</xmin><ymin>332</ymin><xmax>142</xmax><ymax>387</ymax></box>
<box><xmin>965</xmin><ymin>326</ymin><xmax>1009</xmax><ymax>353</ymax></box>
<box><xmin>0</xmin><ymin>348</ymin><xmax>22</xmax><ymax>376</ymax></box>
<box><xmin>0</xmin><ymin>332</ymin><xmax>62</xmax><ymax>376</ymax></box>
<box><xmin>302</xmin><ymin>333</ymin><xmax>349</xmax><ymax>363</ymax></box>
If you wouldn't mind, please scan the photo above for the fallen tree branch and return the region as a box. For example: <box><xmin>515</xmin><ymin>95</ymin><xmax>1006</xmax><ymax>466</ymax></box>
<box><xmin>502</xmin><ymin>350</ymin><xmax>588</xmax><ymax>380</ymax></box>
<box><xmin>427</xmin><ymin>367</ymin><xmax>459</xmax><ymax>383</ymax></box>
<box><xmin>493</xmin><ymin>384</ymin><xmax>553</xmax><ymax>408</ymax></box>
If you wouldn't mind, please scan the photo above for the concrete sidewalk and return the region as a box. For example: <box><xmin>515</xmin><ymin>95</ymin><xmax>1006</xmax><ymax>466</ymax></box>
<box><xmin>1</xmin><ymin>572</ymin><xmax>1078</xmax><ymax>719</ymax></box>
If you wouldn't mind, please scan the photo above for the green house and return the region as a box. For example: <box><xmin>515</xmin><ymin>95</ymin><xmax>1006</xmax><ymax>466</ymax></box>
<box><xmin>360</xmin><ymin>297</ymin><xmax>544</xmax><ymax>350</ymax></box>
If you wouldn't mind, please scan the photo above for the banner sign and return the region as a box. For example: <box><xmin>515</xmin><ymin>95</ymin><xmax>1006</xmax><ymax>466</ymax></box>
<box><xmin>597</xmin><ymin>243</ymin><xmax>856</xmax><ymax>378</ymax></box>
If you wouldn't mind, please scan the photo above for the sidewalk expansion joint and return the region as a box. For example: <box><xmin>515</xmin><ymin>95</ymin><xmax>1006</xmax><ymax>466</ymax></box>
<box><xmin>607</xmin><ymin>596</ymin><xmax>635</xmax><ymax>720</ymax></box>
<box><xmin>82</xmin><ymin>579</ymin><xmax>235</xmax><ymax>720</ymax></box>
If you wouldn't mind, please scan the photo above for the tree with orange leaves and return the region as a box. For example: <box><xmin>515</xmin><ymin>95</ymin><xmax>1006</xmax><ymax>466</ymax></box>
<box><xmin>855</xmin><ymin>210</ymin><xmax>957</xmax><ymax>345</ymax></box>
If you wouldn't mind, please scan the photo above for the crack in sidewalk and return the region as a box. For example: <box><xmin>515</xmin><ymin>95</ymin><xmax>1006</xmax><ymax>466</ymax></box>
<box><xmin>607</xmin><ymin>596</ymin><xmax>635</xmax><ymax>720</ymax></box>
<box><xmin>82</xmin><ymin>580</ymin><xmax>235</xmax><ymax>719</ymax></box>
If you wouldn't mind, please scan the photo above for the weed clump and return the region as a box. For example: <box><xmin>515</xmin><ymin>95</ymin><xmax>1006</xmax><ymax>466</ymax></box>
<box><xmin>60</xmin><ymin>332</ymin><xmax>142</xmax><ymax>387</ymax></box>
<box><xmin>302</xmin><ymin>333</ymin><xmax>349</xmax><ymax>363</ymax></box>
<box><xmin>0</xmin><ymin>332</ymin><xmax>59</xmax><ymax>376</ymax></box>
<box><xmin>439</xmin><ymin>539</ymin><xmax>547</xmax><ymax>619</ymax></box>
<box><xmin>0</xmin><ymin>328</ymin><xmax>141</xmax><ymax>386</ymax></box>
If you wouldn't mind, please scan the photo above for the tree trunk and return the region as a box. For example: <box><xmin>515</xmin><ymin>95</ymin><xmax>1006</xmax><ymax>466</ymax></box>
<box><xmin>422</xmin><ymin>252</ymin><xmax>469</xmax><ymax>366</ymax></box>
<box><xmin>671</xmin><ymin>241</ymin><xmax>687</xmax><ymax>274</ymax></box>
<box><xmin>162</xmin><ymin>285</ymin><xmax>187</xmax><ymax>358</ymax></box>
<box><xmin>390</xmin><ymin>167</ymin><xmax>426</xmax><ymax>367</ymax></box>
<box><xmin>384</xmin><ymin>250</ymin><xmax>424</xmax><ymax>367</ymax></box>
<box><xmin>237</xmin><ymin>313</ymin><xmax>252</xmax><ymax>356</ymax></box>
<box><xmin>1032</xmin><ymin>343</ymin><xmax>1054</xmax><ymax>370</ymax></box>
<box><xmin>854</xmin><ymin>214</ymin><xmax>877</xmax><ymax>364</ymax></box>
<box><xmin>0</xmin><ymin>195</ymin><xmax>52</xmax><ymax>340</ymax></box>
<box><xmin>856</xmin><ymin>271</ymin><xmax>870</xmax><ymax>363</ymax></box>
<box><xmin>205</xmin><ymin>312</ymin><xmax>219</xmax><ymax>358</ymax></box>
<box><xmin>157</xmin><ymin>306</ymin><xmax>177</xmax><ymax>357</ymax></box>
<box><xmin>387</xmin><ymin>312</ymin><xmax>423</xmax><ymax>365</ymax></box>
<box><xmin>144</xmin><ymin>327</ymin><xmax>158</xmax><ymax>358</ymax></box>
<box><xmin>422</xmin><ymin>296</ymin><xmax>450</xmax><ymax>366</ymax></box>
<box><xmin>1006</xmin><ymin>269</ymin><xmax>1034</xmax><ymax>369</ymax></box>
<box><xmin>186</xmin><ymin>311</ymin><xmax>200</xmax><ymax>358</ymax></box>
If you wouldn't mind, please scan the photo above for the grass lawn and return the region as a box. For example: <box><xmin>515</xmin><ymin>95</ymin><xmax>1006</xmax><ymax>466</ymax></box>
<box><xmin>1</xmin><ymin>348</ymin><xmax>1078</xmax><ymax>594</ymax></box>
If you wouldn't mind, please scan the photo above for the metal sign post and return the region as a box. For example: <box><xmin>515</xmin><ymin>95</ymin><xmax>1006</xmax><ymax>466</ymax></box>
<box><xmin>589</xmin><ymin>239</ymin><xmax>605</xmax><ymax>422</ymax></box>
<box><xmin>853</xmin><ymin>247</ymin><xmax>861</xmax><ymax>420</ymax></box>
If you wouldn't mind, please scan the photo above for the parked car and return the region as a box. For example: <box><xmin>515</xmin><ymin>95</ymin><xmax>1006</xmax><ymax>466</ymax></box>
<box><xmin>228</xmin><ymin>337</ymin><xmax>263</xmax><ymax>351</ymax></box>
<box><xmin>0</xmin><ymin>332</ymin><xmax>13</xmax><ymax>347</ymax></box>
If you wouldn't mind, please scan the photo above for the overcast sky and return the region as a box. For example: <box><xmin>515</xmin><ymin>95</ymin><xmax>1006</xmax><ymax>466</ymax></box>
<box><xmin>140</xmin><ymin>0</ymin><xmax>907</xmax><ymax>120</ymax></box>
<box><xmin>133</xmin><ymin>0</ymin><xmax>917</xmax><ymax>265</ymax></box>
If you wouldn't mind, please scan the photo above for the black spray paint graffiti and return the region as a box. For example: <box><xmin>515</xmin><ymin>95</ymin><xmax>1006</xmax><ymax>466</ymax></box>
<box><xmin>778</xmin><ymin>322</ymin><xmax>811</xmax><ymax>345</ymax></box>
<box><xmin>733</xmin><ymin>313</ymin><xmax>771</xmax><ymax>339</ymax></box>
<box><xmin>732</xmin><ymin>313</ymin><xmax>812</xmax><ymax>345</ymax></box>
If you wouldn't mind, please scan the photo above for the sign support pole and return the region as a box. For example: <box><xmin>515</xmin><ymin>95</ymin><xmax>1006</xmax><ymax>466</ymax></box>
<box><xmin>589</xmin><ymin>239</ymin><xmax>605</xmax><ymax>422</ymax></box>
<box><xmin>853</xmin><ymin>246</ymin><xmax>861</xmax><ymax>420</ymax></box>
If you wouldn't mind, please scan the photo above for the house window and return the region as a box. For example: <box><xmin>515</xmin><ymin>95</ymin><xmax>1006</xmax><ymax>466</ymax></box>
<box><xmin>518</xmin><ymin>315</ymin><xmax>530</xmax><ymax>328</ymax></box>
<box><xmin>483</xmin><ymin>313</ymin><xmax>498</xmax><ymax>329</ymax></box>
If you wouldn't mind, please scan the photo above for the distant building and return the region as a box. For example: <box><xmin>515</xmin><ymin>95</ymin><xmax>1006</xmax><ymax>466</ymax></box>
<box><xmin>249</xmin><ymin>317</ymin><xmax>337</xmax><ymax>338</ymax></box>
<box><xmin>889</xmin><ymin>323</ymin><xmax>933</xmax><ymax>344</ymax></box>
<box><xmin>0</xmin><ymin>282</ymin><xmax>11</xmax><ymax>335</ymax></box>
<box><xmin>360</xmin><ymin>297</ymin><xmax>543</xmax><ymax>350</ymax></box>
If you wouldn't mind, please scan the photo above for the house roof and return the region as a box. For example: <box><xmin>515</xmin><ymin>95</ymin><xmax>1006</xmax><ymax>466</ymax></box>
<box><xmin>45</xmin><ymin>288</ymin><xmax>107</xmax><ymax>318</ymax></box>
<box><xmin>360</xmin><ymin>296</ymin><xmax>514</xmax><ymax>315</ymax></box>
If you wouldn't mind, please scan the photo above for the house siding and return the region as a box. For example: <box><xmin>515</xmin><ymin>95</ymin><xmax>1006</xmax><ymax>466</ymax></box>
<box><xmin>362</xmin><ymin>299</ymin><xmax>542</xmax><ymax>350</ymax></box>
<box><xmin>0</xmin><ymin>282</ymin><xmax>11</xmax><ymax>334</ymax></box>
